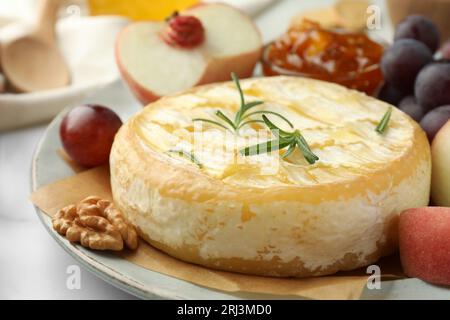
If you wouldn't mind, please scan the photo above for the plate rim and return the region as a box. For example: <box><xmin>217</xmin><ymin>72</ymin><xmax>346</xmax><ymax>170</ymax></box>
<box><xmin>30</xmin><ymin>104</ymin><xmax>450</xmax><ymax>301</ymax></box>
<box><xmin>30</xmin><ymin>109</ymin><xmax>190</xmax><ymax>300</ymax></box>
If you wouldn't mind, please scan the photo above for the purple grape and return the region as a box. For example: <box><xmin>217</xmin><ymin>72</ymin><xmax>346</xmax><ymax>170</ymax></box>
<box><xmin>420</xmin><ymin>105</ymin><xmax>450</xmax><ymax>141</ymax></box>
<box><xmin>398</xmin><ymin>95</ymin><xmax>426</xmax><ymax>122</ymax></box>
<box><xmin>415</xmin><ymin>62</ymin><xmax>450</xmax><ymax>111</ymax></box>
<box><xmin>377</xmin><ymin>83</ymin><xmax>406</xmax><ymax>106</ymax></box>
<box><xmin>381</xmin><ymin>39</ymin><xmax>433</xmax><ymax>93</ymax></box>
<box><xmin>394</xmin><ymin>15</ymin><xmax>440</xmax><ymax>53</ymax></box>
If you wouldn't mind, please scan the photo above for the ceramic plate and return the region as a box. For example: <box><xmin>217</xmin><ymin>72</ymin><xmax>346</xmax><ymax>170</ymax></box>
<box><xmin>30</xmin><ymin>81</ymin><xmax>450</xmax><ymax>300</ymax></box>
<box><xmin>29</xmin><ymin>0</ymin><xmax>449</xmax><ymax>299</ymax></box>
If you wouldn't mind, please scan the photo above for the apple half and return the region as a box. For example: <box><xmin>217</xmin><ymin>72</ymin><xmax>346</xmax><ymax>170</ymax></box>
<box><xmin>116</xmin><ymin>3</ymin><xmax>262</xmax><ymax>104</ymax></box>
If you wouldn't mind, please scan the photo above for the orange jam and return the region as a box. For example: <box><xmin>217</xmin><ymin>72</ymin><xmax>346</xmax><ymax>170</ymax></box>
<box><xmin>262</xmin><ymin>20</ymin><xmax>384</xmax><ymax>95</ymax></box>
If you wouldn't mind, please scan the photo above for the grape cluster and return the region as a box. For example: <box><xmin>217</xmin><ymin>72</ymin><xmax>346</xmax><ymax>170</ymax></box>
<box><xmin>377</xmin><ymin>15</ymin><xmax>450</xmax><ymax>141</ymax></box>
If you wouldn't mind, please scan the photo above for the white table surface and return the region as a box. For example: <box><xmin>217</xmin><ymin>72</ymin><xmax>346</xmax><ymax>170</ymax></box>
<box><xmin>0</xmin><ymin>0</ymin><xmax>393</xmax><ymax>299</ymax></box>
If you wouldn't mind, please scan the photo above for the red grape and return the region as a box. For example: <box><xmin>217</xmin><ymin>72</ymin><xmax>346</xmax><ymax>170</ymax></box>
<box><xmin>377</xmin><ymin>83</ymin><xmax>406</xmax><ymax>106</ymax></box>
<box><xmin>398</xmin><ymin>95</ymin><xmax>426</xmax><ymax>122</ymax></box>
<box><xmin>394</xmin><ymin>15</ymin><xmax>440</xmax><ymax>53</ymax></box>
<box><xmin>60</xmin><ymin>105</ymin><xmax>123</xmax><ymax>167</ymax></box>
<box><xmin>415</xmin><ymin>62</ymin><xmax>450</xmax><ymax>111</ymax></box>
<box><xmin>381</xmin><ymin>39</ymin><xmax>433</xmax><ymax>93</ymax></box>
<box><xmin>420</xmin><ymin>105</ymin><xmax>450</xmax><ymax>141</ymax></box>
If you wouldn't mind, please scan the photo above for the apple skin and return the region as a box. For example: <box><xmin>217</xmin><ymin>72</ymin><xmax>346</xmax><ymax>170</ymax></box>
<box><xmin>196</xmin><ymin>49</ymin><xmax>262</xmax><ymax>85</ymax></box>
<box><xmin>431</xmin><ymin>120</ymin><xmax>450</xmax><ymax>206</ymax></box>
<box><xmin>399</xmin><ymin>207</ymin><xmax>450</xmax><ymax>286</ymax></box>
<box><xmin>0</xmin><ymin>73</ymin><xmax>5</xmax><ymax>93</ymax></box>
<box><xmin>115</xmin><ymin>3</ymin><xmax>262</xmax><ymax>105</ymax></box>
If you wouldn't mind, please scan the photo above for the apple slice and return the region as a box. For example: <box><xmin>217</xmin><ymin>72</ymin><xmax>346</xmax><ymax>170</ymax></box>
<box><xmin>431</xmin><ymin>120</ymin><xmax>450</xmax><ymax>206</ymax></box>
<box><xmin>116</xmin><ymin>3</ymin><xmax>262</xmax><ymax>104</ymax></box>
<box><xmin>0</xmin><ymin>73</ymin><xmax>5</xmax><ymax>93</ymax></box>
<box><xmin>399</xmin><ymin>207</ymin><xmax>450</xmax><ymax>286</ymax></box>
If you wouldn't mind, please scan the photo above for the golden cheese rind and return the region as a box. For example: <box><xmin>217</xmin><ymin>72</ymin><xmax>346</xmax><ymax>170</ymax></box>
<box><xmin>110</xmin><ymin>76</ymin><xmax>431</xmax><ymax>277</ymax></box>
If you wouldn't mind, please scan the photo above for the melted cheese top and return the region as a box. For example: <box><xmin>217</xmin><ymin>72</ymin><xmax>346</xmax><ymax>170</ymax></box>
<box><xmin>131</xmin><ymin>77</ymin><xmax>414</xmax><ymax>188</ymax></box>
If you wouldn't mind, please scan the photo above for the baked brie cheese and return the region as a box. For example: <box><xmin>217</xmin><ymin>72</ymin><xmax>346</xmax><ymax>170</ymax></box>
<box><xmin>110</xmin><ymin>76</ymin><xmax>431</xmax><ymax>277</ymax></box>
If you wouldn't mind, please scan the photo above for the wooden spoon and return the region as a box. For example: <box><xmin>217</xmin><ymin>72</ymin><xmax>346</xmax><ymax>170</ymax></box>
<box><xmin>0</xmin><ymin>0</ymin><xmax>70</xmax><ymax>93</ymax></box>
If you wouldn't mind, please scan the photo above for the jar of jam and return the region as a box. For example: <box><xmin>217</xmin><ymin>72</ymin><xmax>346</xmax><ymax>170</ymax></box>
<box><xmin>262</xmin><ymin>20</ymin><xmax>384</xmax><ymax>96</ymax></box>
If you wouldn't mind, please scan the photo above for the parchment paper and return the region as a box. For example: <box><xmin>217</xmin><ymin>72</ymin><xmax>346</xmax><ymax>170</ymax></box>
<box><xmin>30</xmin><ymin>165</ymin><xmax>405</xmax><ymax>300</ymax></box>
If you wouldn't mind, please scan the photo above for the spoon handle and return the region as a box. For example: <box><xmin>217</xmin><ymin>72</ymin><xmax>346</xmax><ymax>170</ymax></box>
<box><xmin>34</xmin><ymin>0</ymin><xmax>60</xmax><ymax>42</ymax></box>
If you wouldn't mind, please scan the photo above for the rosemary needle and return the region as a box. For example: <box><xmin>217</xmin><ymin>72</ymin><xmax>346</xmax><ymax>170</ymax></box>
<box><xmin>240</xmin><ymin>115</ymin><xmax>319</xmax><ymax>165</ymax></box>
<box><xmin>193</xmin><ymin>73</ymin><xmax>292</xmax><ymax>132</ymax></box>
<box><xmin>375</xmin><ymin>107</ymin><xmax>392</xmax><ymax>134</ymax></box>
<box><xmin>167</xmin><ymin>149</ymin><xmax>203</xmax><ymax>168</ymax></box>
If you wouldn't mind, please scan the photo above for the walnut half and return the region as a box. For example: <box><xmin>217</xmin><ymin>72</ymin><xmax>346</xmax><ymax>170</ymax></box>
<box><xmin>53</xmin><ymin>196</ymin><xmax>138</xmax><ymax>251</ymax></box>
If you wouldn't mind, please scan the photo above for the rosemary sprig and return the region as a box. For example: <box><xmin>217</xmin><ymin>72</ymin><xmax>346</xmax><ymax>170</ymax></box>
<box><xmin>375</xmin><ymin>107</ymin><xmax>392</xmax><ymax>134</ymax></box>
<box><xmin>193</xmin><ymin>73</ymin><xmax>293</xmax><ymax>132</ymax></box>
<box><xmin>167</xmin><ymin>149</ymin><xmax>203</xmax><ymax>168</ymax></box>
<box><xmin>240</xmin><ymin>115</ymin><xmax>319</xmax><ymax>165</ymax></box>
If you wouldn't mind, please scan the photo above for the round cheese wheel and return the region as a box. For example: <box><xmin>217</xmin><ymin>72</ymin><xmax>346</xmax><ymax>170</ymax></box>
<box><xmin>110</xmin><ymin>76</ymin><xmax>431</xmax><ymax>277</ymax></box>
